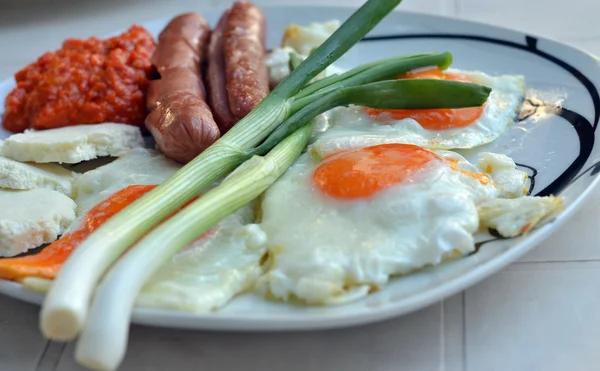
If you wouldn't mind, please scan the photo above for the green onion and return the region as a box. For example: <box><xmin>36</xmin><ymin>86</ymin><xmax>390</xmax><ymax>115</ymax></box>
<box><xmin>40</xmin><ymin>0</ymin><xmax>492</xmax><ymax>344</ymax></box>
<box><xmin>293</xmin><ymin>52</ymin><xmax>452</xmax><ymax>100</ymax></box>
<box><xmin>75</xmin><ymin>78</ymin><xmax>489</xmax><ymax>370</ymax></box>
<box><xmin>40</xmin><ymin>0</ymin><xmax>411</xmax><ymax>340</ymax></box>
<box><xmin>288</xmin><ymin>51</ymin><xmax>304</xmax><ymax>71</ymax></box>
<box><xmin>74</xmin><ymin>123</ymin><xmax>313</xmax><ymax>371</ymax></box>
<box><xmin>251</xmin><ymin>79</ymin><xmax>491</xmax><ymax>156</ymax></box>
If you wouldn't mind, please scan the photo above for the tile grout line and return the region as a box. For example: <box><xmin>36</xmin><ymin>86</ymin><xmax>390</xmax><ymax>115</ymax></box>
<box><xmin>513</xmin><ymin>258</ymin><xmax>600</xmax><ymax>266</ymax></box>
<box><xmin>440</xmin><ymin>299</ymin><xmax>446</xmax><ymax>371</ymax></box>
<box><xmin>33</xmin><ymin>341</ymin><xmax>50</xmax><ymax>371</ymax></box>
<box><xmin>461</xmin><ymin>292</ymin><xmax>467</xmax><ymax>371</ymax></box>
<box><xmin>452</xmin><ymin>0</ymin><xmax>461</xmax><ymax>16</ymax></box>
<box><xmin>35</xmin><ymin>341</ymin><xmax>67</xmax><ymax>371</ymax></box>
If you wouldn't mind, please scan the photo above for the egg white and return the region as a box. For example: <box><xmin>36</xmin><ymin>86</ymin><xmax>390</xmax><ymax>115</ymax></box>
<box><xmin>71</xmin><ymin>148</ymin><xmax>181</xmax><ymax>217</ymax></box>
<box><xmin>309</xmin><ymin>70</ymin><xmax>526</xmax><ymax>158</ymax></box>
<box><xmin>136</xmin><ymin>203</ymin><xmax>267</xmax><ymax>313</ymax></box>
<box><xmin>257</xmin><ymin>150</ymin><xmax>529</xmax><ymax>305</ymax></box>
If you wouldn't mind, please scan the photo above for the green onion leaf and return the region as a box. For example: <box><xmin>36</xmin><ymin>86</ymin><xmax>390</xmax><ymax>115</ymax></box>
<box><xmin>251</xmin><ymin>79</ymin><xmax>491</xmax><ymax>156</ymax></box>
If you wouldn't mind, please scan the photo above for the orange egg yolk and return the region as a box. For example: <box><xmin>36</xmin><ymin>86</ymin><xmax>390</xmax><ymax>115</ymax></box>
<box><xmin>313</xmin><ymin>144</ymin><xmax>492</xmax><ymax>200</ymax></box>
<box><xmin>364</xmin><ymin>68</ymin><xmax>484</xmax><ymax>130</ymax></box>
<box><xmin>312</xmin><ymin>143</ymin><xmax>442</xmax><ymax>199</ymax></box>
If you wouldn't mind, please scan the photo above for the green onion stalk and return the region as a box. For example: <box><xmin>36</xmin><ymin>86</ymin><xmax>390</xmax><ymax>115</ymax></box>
<box><xmin>40</xmin><ymin>0</ymin><xmax>491</xmax><ymax>348</ymax></box>
<box><xmin>75</xmin><ymin>123</ymin><xmax>314</xmax><ymax>371</ymax></box>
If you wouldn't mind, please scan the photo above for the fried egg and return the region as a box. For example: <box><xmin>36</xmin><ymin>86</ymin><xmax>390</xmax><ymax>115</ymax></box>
<box><xmin>310</xmin><ymin>68</ymin><xmax>525</xmax><ymax>158</ymax></box>
<box><xmin>71</xmin><ymin>148</ymin><xmax>181</xmax><ymax>216</ymax></box>
<box><xmin>136</xmin><ymin>203</ymin><xmax>267</xmax><ymax>312</ymax></box>
<box><xmin>257</xmin><ymin>144</ymin><xmax>529</xmax><ymax>305</ymax></box>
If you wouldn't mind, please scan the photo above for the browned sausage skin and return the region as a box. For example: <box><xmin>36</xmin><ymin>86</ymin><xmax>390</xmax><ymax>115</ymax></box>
<box><xmin>224</xmin><ymin>2</ymin><xmax>269</xmax><ymax>121</ymax></box>
<box><xmin>146</xmin><ymin>93</ymin><xmax>220</xmax><ymax>164</ymax></box>
<box><xmin>146</xmin><ymin>13</ymin><xmax>220</xmax><ymax>164</ymax></box>
<box><xmin>206</xmin><ymin>9</ymin><xmax>237</xmax><ymax>133</ymax></box>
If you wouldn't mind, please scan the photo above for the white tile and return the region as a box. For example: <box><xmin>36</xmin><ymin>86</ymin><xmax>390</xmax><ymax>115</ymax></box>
<box><xmin>520</xmin><ymin>186</ymin><xmax>600</xmax><ymax>262</ymax></box>
<box><xmin>464</xmin><ymin>262</ymin><xmax>600</xmax><ymax>371</ymax></box>
<box><xmin>443</xmin><ymin>294</ymin><xmax>465</xmax><ymax>371</ymax></box>
<box><xmin>57</xmin><ymin>303</ymin><xmax>443</xmax><ymax>371</ymax></box>
<box><xmin>0</xmin><ymin>296</ymin><xmax>48</xmax><ymax>370</ymax></box>
<box><xmin>457</xmin><ymin>0</ymin><xmax>600</xmax><ymax>41</ymax></box>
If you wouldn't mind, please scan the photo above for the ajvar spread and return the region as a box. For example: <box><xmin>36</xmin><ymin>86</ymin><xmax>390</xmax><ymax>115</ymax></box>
<box><xmin>2</xmin><ymin>25</ymin><xmax>156</xmax><ymax>133</ymax></box>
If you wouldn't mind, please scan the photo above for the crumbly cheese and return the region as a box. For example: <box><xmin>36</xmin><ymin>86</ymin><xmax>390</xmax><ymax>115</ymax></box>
<box><xmin>478</xmin><ymin>196</ymin><xmax>564</xmax><ymax>237</ymax></box>
<box><xmin>0</xmin><ymin>189</ymin><xmax>76</xmax><ymax>257</ymax></box>
<box><xmin>1</xmin><ymin>123</ymin><xmax>145</xmax><ymax>164</ymax></box>
<box><xmin>71</xmin><ymin>147</ymin><xmax>181</xmax><ymax>216</ymax></box>
<box><xmin>0</xmin><ymin>156</ymin><xmax>78</xmax><ymax>195</ymax></box>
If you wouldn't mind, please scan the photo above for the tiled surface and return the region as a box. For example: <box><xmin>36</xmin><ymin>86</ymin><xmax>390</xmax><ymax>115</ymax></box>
<box><xmin>457</xmin><ymin>0</ymin><xmax>600</xmax><ymax>41</ymax></box>
<box><xmin>0</xmin><ymin>0</ymin><xmax>599</xmax><ymax>370</ymax></box>
<box><xmin>465</xmin><ymin>262</ymin><xmax>600</xmax><ymax>371</ymax></box>
<box><xmin>0</xmin><ymin>297</ymin><xmax>47</xmax><ymax>370</ymax></box>
<box><xmin>56</xmin><ymin>303</ymin><xmax>445</xmax><ymax>371</ymax></box>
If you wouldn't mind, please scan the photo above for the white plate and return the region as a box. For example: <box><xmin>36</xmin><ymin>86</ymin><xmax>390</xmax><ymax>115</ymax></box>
<box><xmin>1</xmin><ymin>6</ymin><xmax>599</xmax><ymax>332</ymax></box>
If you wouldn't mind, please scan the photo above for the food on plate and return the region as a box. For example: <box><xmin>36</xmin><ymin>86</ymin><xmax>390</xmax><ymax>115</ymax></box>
<box><xmin>478</xmin><ymin>196</ymin><xmax>564</xmax><ymax>237</ymax></box>
<box><xmin>136</xmin><ymin>203</ymin><xmax>267</xmax><ymax>312</ymax></box>
<box><xmin>73</xmin><ymin>124</ymin><xmax>313</xmax><ymax>370</ymax></box>
<box><xmin>46</xmin><ymin>0</ymin><xmax>474</xmax><ymax>344</ymax></box>
<box><xmin>2</xmin><ymin>26</ymin><xmax>155</xmax><ymax>133</ymax></box>
<box><xmin>310</xmin><ymin>68</ymin><xmax>526</xmax><ymax>158</ymax></box>
<box><xmin>0</xmin><ymin>189</ymin><xmax>76</xmax><ymax>257</ymax></box>
<box><xmin>15</xmin><ymin>202</ymin><xmax>268</xmax><ymax>314</ymax></box>
<box><xmin>257</xmin><ymin>144</ymin><xmax>532</xmax><ymax>304</ymax></box>
<box><xmin>1</xmin><ymin>123</ymin><xmax>145</xmax><ymax>164</ymax></box>
<box><xmin>145</xmin><ymin>13</ymin><xmax>220</xmax><ymax>164</ymax></box>
<box><xmin>0</xmin><ymin>156</ymin><xmax>77</xmax><ymax>195</ymax></box>
<box><xmin>35</xmin><ymin>1</ymin><xmax>500</xmax><ymax>368</ymax></box>
<box><xmin>71</xmin><ymin>148</ymin><xmax>181</xmax><ymax>216</ymax></box>
<box><xmin>207</xmin><ymin>1</ymin><xmax>269</xmax><ymax>132</ymax></box>
<box><xmin>282</xmin><ymin>20</ymin><xmax>341</xmax><ymax>55</ymax></box>
<box><xmin>0</xmin><ymin>185</ymin><xmax>154</xmax><ymax>280</ymax></box>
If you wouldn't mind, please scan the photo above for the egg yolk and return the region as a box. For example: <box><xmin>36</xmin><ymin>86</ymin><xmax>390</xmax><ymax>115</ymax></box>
<box><xmin>364</xmin><ymin>68</ymin><xmax>484</xmax><ymax>130</ymax></box>
<box><xmin>313</xmin><ymin>143</ymin><xmax>442</xmax><ymax>199</ymax></box>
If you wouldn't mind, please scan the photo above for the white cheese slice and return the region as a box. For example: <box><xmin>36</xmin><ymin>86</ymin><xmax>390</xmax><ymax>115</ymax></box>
<box><xmin>1</xmin><ymin>123</ymin><xmax>145</xmax><ymax>164</ymax></box>
<box><xmin>71</xmin><ymin>148</ymin><xmax>181</xmax><ymax>216</ymax></box>
<box><xmin>0</xmin><ymin>156</ymin><xmax>78</xmax><ymax>195</ymax></box>
<box><xmin>0</xmin><ymin>189</ymin><xmax>76</xmax><ymax>257</ymax></box>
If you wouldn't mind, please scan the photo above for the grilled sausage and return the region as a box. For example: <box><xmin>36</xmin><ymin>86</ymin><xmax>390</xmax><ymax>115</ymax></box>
<box><xmin>206</xmin><ymin>10</ymin><xmax>236</xmax><ymax>132</ymax></box>
<box><xmin>206</xmin><ymin>2</ymin><xmax>269</xmax><ymax>133</ymax></box>
<box><xmin>145</xmin><ymin>13</ymin><xmax>220</xmax><ymax>163</ymax></box>
<box><xmin>223</xmin><ymin>2</ymin><xmax>269</xmax><ymax>120</ymax></box>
